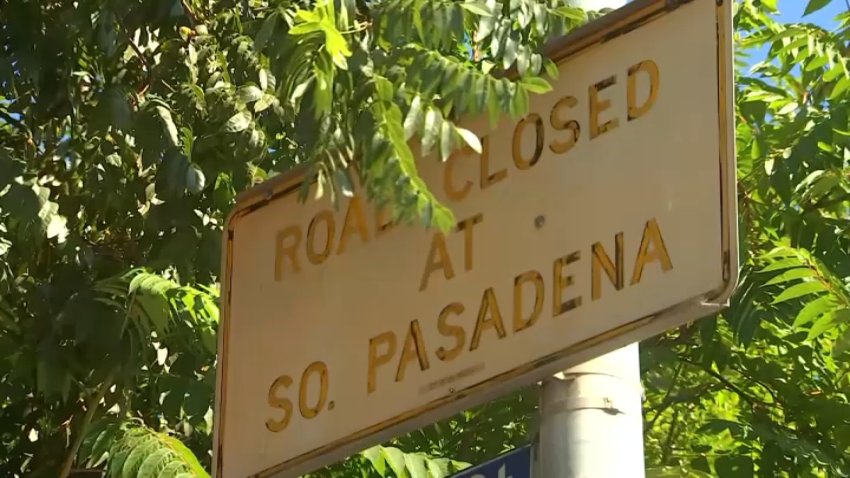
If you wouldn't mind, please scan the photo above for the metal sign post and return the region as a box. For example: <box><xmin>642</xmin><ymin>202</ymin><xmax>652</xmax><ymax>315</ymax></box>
<box><xmin>538</xmin><ymin>343</ymin><xmax>645</xmax><ymax>477</ymax></box>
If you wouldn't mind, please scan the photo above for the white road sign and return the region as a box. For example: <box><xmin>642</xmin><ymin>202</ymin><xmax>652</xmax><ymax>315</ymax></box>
<box><xmin>212</xmin><ymin>0</ymin><xmax>738</xmax><ymax>476</ymax></box>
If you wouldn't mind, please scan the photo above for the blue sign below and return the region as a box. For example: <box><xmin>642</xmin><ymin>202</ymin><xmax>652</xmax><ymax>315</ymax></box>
<box><xmin>450</xmin><ymin>444</ymin><xmax>532</xmax><ymax>478</ymax></box>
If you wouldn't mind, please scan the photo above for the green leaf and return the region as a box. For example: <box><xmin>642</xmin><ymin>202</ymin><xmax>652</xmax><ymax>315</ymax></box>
<box><xmin>833</xmin><ymin>326</ymin><xmax>850</xmax><ymax>355</ymax></box>
<box><xmin>155</xmin><ymin>106</ymin><xmax>180</xmax><ymax>148</ymax></box>
<box><xmin>762</xmin><ymin>257</ymin><xmax>806</xmax><ymax>272</ymax></box>
<box><xmin>223</xmin><ymin>111</ymin><xmax>252</xmax><ymax>133</ymax></box>
<box><xmin>46</xmin><ymin>214</ymin><xmax>68</xmax><ymax>243</ymax></box>
<box><xmin>771</xmin><ymin>281</ymin><xmax>826</xmax><ymax>304</ymax></box>
<box><xmin>254</xmin><ymin>12</ymin><xmax>279</xmax><ymax>50</ymax></box>
<box><xmin>455</xmin><ymin>126</ymin><xmax>482</xmax><ymax>154</ymax></box>
<box><xmin>808</xmin><ymin>310</ymin><xmax>839</xmax><ymax>340</ymax></box>
<box><xmin>522</xmin><ymin>76</ymin><xmax>553</xmax><ymax>94</ymax></box>
<box><xmin>830</xmin><ymin>77</ymin><xmax>850</xmax><ymax>100</ymax></box>
<box><xmin>157</xmin><ymin>462</ymin><xmax>189</xmax><ymax>478</ymax></box>
<box><xmin>530</xmin><ymin>53</ymin><xmax>542</xmax><ymax>75</ymax></box>
<box><xmin>237</xmin><ymin>85</ymin><xmax>263</xmax><ymax>103</ymax></box>
<box><xmin>794</xmin><ymin>295</ymin><xmax>835</xmax><ymax>327</ymax></box>
<box><xmin>382</xmin><ymin>447</ymin><xmax>408</xmax><ymax>477</ymax></box>
<box><xmin>475</xmin><ymin>9</ymin><xmax>496</xmax><ymax>42</ymax></box>
<box><xmin>421</xmin><ymin>108</ymin><xmax>441</xmax><ymax>158</ymax></box>
<box><xmin>715</xmin><ymin>455</ymin><xmax>754</xmax><ymax>477</ymax></box>
<box><xmin>335</xmin><ymin>168</ymin><xmax>354</xmax><ymax>197</ymax></box>
<box><xmin>517</xmin><ymin>45</ymin><xmax>530</xmax><ymax>77</ymax></box>
<box><xmin>404</xmin><ymin>96</ymin><xmax>424</xmax><ymax>141</ymax></box>
<box><xmin>180</xmin><ymin>127</ymin><xmax>193</xmax><ymax>159</ymax></box>
<box><xmin>460</xmin><ymin>0</ymin><xmax>490</xmax><ymax>16</ymax></box>
<box><xmin>427</xmin><ymin>458</ymin><xmax>450</xmax><ymax>478</ymax></box>
<box><xmin>440</xmin><ymin>120</ymin><xmax>453</xmax><ymax>161</ymax></box>
<box><xmin>86</xmin><ymin>424</ymin><xmax>119</xmax><ymax>467</ymax></box>
<box><xmin>503</xmin><ymin>35</ymin><xmax>518</xmax><ymax>70</ymax></box>
<box><xmin>804</xmin><ymin>0</ymin><xmax>831</xmax><ymax>15</ymax></box>
<box><xmin>362</xmin><ymin>447</ymin><xmax>387</xmax><ymax>476</ymax></box>
<box><xmin>185</xmin><ymin>382</ymin><xmax>211</xmax><ymax>417</ymax></box>
<box><xmin>137</xmin><ymin>448</ymin><xmax>170</xmax><ymax>477</ymax></box>
<box><xmin>765</xmin><ymin>267</ymin><xmax>816</xmax><ymax>285</ymax></box>
<box><xmin>824</xmin><ymin>64</ymin><xmax>845</xmax><ymax>82</ymax></box>
<box><xmin>289</xmin><ymin>21</ymin><xmax>322</xmax><ymax>36</ymax></box>
<box><xmin>255</xmin><ymin>94</ymin><xmax>275</xmax><ymax>112</ymax></box>
<box><xmin>85</xmin><ymin>420</ymin><xmax>209</xmax><ymax>478</ymax></box>
<box><xmin>185</xmin><ymin>164</ymin><xmax>205</xmax><ymax>194</ymax></box>
<box><xmin>375</xmin><ymin>76</ymin><xmax>394</xmax><ymax>102</ymax></box>
<box><xmin>122</xmin><ymin>441</ymin><xmax>151</xmax><ymax>477</ymax></box>
<box><xmin>403</xmin><ymin>453</ymin><xmax>429</xmax><ymax>478</ymax></box>
<box><xmin>544</xmin><ymin>58</ymin><xmax>559</xmax><ymax>80</ymax></box>
<box><xmin>321</xmin><ymin>21</ymin><xmax>352</xmax><ymax>69</ymax></box>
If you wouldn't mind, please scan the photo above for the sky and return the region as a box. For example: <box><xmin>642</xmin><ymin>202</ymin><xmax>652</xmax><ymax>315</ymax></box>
<box><xmin>741</xmin><ymin>0</ymin><xmax>847</xmax><ymax>69</ymax></box>
<box><xmin>774</xmin><ymin>0</ymin><xmax>847</xmax><ymax>25</ymax></box>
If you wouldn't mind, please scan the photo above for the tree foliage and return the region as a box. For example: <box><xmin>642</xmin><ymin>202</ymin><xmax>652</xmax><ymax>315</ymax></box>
<box><xmin>3</xmin><ymin>0</ymin><xmax>850</xmax><ymax>477</ymax></box>
<box><xmin>77</xmin><ymin>418</ymin><xmax>210</xmax><ymax>478</ymax></box>
<box><xmin>0</xmin><ymin>0</ymin><xmax>582</xmax><ymax>476</ymax></box>
<box><xmin>635</xmin><ymin>1</ymin><xmax>850</xmax><ymax>475</ymax></box>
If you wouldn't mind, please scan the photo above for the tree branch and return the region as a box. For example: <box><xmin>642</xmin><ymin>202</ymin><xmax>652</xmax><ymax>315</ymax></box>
<box><xmin>805</xmin><ymin>192</ymin><xmax>850</xmax><ymax>212</ymax></box>
<box><xmin>680</xmin><ymin>357</ymin><xmax>773</xmax><ymax>409</ymax></box>
<box><xmin>647</xmin><ymin>362</ymin><xmax>684</xmax><ymax>432</ymax></box>
<box><xmin>660</xmin><ymin>407</ymin><xmax>682</xmax><ymax>465</ymax></box>
<box><xmin>181</xmin><ymin>0</ymin><xmax>198</xmax><ymax>27</ymax></box>
<box><xmin>111</xmin><ymin>8</ymin><xmax>153</xmax><ymax>96</ymax></box>
<box><xmin>58</xmin><ymin>370</ymin><xmax>116</xmax><ymax>478</ymax></box>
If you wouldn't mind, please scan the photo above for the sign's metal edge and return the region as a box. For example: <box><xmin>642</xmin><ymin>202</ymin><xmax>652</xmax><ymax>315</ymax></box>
<box><xmin>211</xmin><ymin>0</ymin><xmax>736</xmax><ymax>475</ymax></box>
<box><xmin>704</xmin><ymin>0</ymin><xmax>739</xmax><ymax>307</ymax></box>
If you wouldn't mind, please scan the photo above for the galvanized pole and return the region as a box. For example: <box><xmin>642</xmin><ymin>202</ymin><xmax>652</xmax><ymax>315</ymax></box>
<box><xmin>535</xmin><ymin>2</ymin><xmax>644</xmax><ymax>477</ymax></box>
<box><xmin>537</xmin><ymin>344</ymin><xmax>645</xmax><ymax>477</ymax></box>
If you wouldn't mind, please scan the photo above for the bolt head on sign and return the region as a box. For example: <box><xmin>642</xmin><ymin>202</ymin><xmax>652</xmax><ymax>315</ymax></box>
<box><xmin>212</xmin><ymin>0</ymin><xmax>738</xmax><ymax>476</ymax></box>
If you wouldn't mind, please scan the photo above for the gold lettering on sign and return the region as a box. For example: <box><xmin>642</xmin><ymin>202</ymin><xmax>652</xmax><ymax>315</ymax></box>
<box><xmin>367</xmin><ymin>331</ymin><xmax>396</xmax><ymax>394</ymax></box>
<box><xmin>419</xmin><ymin>231</ymin><xmax>455</xmax><ymax>291</ymax></box>
<box><xmin>395</xmin><ymin>320</ymin><xmax>430</xmax><ymax>383</ymax></box>
<box><xmin>337</xmin><ymin>196</ymin><xmax>369</xmax><ymax>255</ymax></box>
<box><xmin>550</xmin><ymin>95</ymin><xmax>580</xmax><ymax>154</ymax></box>
<box><xmin>470</xmin><ymin>287</ymin><xmax>507</xmax><ymax>351</ymax></box>
<box><xmin>553</xmin><ymin>251</ymin><xmax>582</xmax><ymax>316</ymax></box>
<box><xmin>512</xmin><ymin>113</ymin><xmax>545</xmax><ymax>170</ymax></box>
<box><xmin>274</xmin><ymin>226</ymin><xmax>302</xmax><ymax>282</ymax></box>
<box><xmin>457</xmin><ymin>213</ymin><xmax>483</xmax><ymax>273</ymax></box>
<box><xmin>631</xmin><ymin>218</ymin><xmax>673</xmax><ymax>285</ymax></box>
<box><xmin>590</xmin><ymin>75</ymin><xmax>619</xmax><ymax>139</ymax></box>
<box><xmin>479</xmin><ymin>136</ymin><xmax>507</xmax><ymax>189</ymax></box>
<box><xmin>628</xmin><ymin>60</ymin><xmax>660</xmax><ymax>121</ymax></box>
<box><xmin>436</xmin><ymin>302</ymin><xmax>466</xmax><ymax>362</ymax></box>
<box><xmin>513</xmin><ymin>270</ymin><xmax>544</xmax><ymax>333</ymax></box>
<box><xmin>306</xmin><ymin>210</ymin><xmax>335</xmax><ymax>265</ymax></box>
<box><xmin>265</xmin><ymin>375</ymin><xmax>293</xmax><ymax>432</ymax></box>
<box><xmin>299</xmin><ymin>361</ymin><xmax>329</xmax><ymax>419</ymax></box>
<box><xmin>445</xmin><ymin>147</ymin><xmax>474</xmax><ymax>201</ymax></box>
<box><xmin>591</xmin><ymin>232</ymin><xmax>624</xmax><ymax>301</ymax></box>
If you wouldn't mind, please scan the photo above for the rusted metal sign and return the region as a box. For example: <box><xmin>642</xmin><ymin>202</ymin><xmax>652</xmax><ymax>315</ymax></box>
<box><xmin>213</xmin><ymin>0</ymin><xmax>738</xmax><ymax>476</ymax></box>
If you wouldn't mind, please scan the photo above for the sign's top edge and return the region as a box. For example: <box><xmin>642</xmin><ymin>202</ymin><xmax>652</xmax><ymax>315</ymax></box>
<box><xmin>228</xmin><ymin>0</ymin><xmax>672</xmax><ymax>215</ymax></box>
